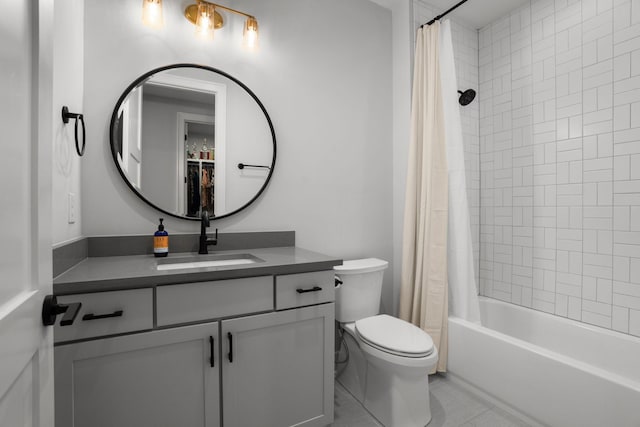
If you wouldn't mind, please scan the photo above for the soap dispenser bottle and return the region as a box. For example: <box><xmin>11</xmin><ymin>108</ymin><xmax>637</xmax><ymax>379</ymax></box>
<box><xmin>154</xmin><ymin>218</ymin><xmax>169</xmax><ymax>257</ymax></box>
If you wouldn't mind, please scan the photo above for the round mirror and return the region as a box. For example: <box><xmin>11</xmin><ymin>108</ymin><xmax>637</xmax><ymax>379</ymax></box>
<box><xmin>110</xmin><ymin>64</ymin><xmax>276</xmax><ymax>221</ymax></box>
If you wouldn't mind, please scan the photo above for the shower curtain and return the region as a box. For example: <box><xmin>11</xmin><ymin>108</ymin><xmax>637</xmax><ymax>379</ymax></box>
<box><xmin>399</xmin><ymin>21</ymin><xmax>449</xmax><ymax>373</ymax></box>
<box><xmin>400</xmin><ymin>20</ymin><xmax>480</xmax><ymax>374</ymax></box>
<box><xmin>439</xmin><ymin>20</ymin><xmax>481</xmax><ymax>324</ymax></box>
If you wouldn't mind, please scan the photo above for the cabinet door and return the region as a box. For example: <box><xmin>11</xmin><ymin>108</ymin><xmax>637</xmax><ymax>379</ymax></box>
<box><xmin>222</xmin><ymin>303</ymin><xmax>334</xmax><ymax>427</ymax></box>
<box><xmin>55</xmin><ymin>323</ymin><xmax>220</xmax><ymax>427</ymax></box>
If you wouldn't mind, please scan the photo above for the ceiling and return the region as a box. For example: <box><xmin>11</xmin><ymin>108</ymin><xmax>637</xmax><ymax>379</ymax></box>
<box><xmin>420</xmin><ymin>0</ymin><xmax>530</xmax><ymax>29</ymax></box>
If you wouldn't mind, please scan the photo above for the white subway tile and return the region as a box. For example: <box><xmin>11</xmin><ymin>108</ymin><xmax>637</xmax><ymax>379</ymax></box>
<box><xmin>633</xmin><ymin>0</ymin><xmax>640</xmax><ymax>24</ymax></box>
<box><xmin>614</xmin><ymin>35</ymin><xmax>640</xmax><ymax>56</ymax></box>
<box><xmin>614</xmin><ymin>179</ymin><xmax>640</xmax><ymax>193</ymax></box>
<box><xmin>584</xmin><ymin>120</ymin><xmax>613</xmax><ymax>136</ymax></box>
<box><xmin>615</xmin><ymin>75</ymin><xmax>640</xmax><ymax>94</ymax></box>
<box><xmin>571</xmin><ymin>206</ymin><xmax>584</xmax><ymax>228</ymax></box>
<box><xmin>631</xmin><ymin>154</ymin><xmax>640</xmax><ymax>179</ymax></box>
<box><xmin>612</xmin><ymin>305</ymin><xmax>630</xmax><ymax>332</ymax></box>
<box><xmin>630</xmin><ymin>309</ymin><xmax>640</xmax><ymax>336</ymax></box>
<box><xmin>598</xmin><ymin>35</ymin><xmax>614</xmax><ymax>62</ymax></box>
<box><xmin>570</xmin><ymin>160</ymin><xmax>583</xmax><ymax>183</ymax></box>
<box><xmin>598</xmin><ymin>230</ymin><xmax>614</xmax><ymax>254</ymax></box>
<box><xmin>631</xmin><ymin>206</ymin><xmax>640</xmax><ymax>230</ymax></box>
<box><xmin>570</xmin><ymin>251</ymin><xmax>584</xmax><ymax>274</ymax></box>
<box><xmin>582</xmin><ymin>310</ymin><xmax>613</xmax><ymax>328</ymax></box>
<box><xmin>584</xmin><ymin>136</ymin><xmax>599</xmax><ymax>159</ymax></box>
<box><xmin>556</xmin><ymin>293</ymin><xmax>569</xmax><ymax>316</ymax></box>
<box><xmin>599</xmin><ymin>133</ymin><xmax>615</xmax><ymax>157</ymax></box>
<box><xmin>614</xmin><ymin>104</ymin><xmax>631</xmax><ymax>130</ymax></box>
<box><xmin>613</xmin><ymin>292</ymin><xmax>640</xmax><ymax>309</ymax></box>
<box><xmin>614</xmin><ymin>242</ymin><xmax>640</xmax><ymax>257</ymax></box>
<box><xmin>583</xmin><ymin>298</ymin><xmax>613</xmax><ymax>315</ymax></box>
<box><xmin>631</xmin><ymin>101</ymin><xmax>640</xmax><ymax>127</ymax></box>
<box><xmin>614</xmin><ymin>53</ymin><xmax>632</xmax><ymax>81</ymax></box>
<box><xmin>584</xmin><ymin>157</ymin><xmax>614</xmax><ymax>170</ymax></box>
<box><xmin>585</xmin><ymin>182</ymin><xmax>598</xmax><ymax>205</ymax></box>
<box><xmin>613</xmin><ymin>256</ymin><xmax>631</xmax><ymax>281</ymax></box>
<box><xmin>568</xmin><ymin>296</ymin><xmax>582</xmax><ymax>319</ymax></box>
<box><xmin>598</xmin><ymin>181</ymin><xmax>614</xmax><ymax>205</ymax></box>
<box><xmin>584</xmin><ymin>229</ymin><xmax>598</xmax><ymax>252</ymax></box>
<box><xmin>583</xmin><ymin>275</ymin><xmax>598</xmax><ymax>300</ymax></box>
<box><xmin>584</xmin><ymin>88</ymin><xmax>598</xmax><ymax>112</ymax></box>
<box><xmin>631</xmin><ymin>257</ymin><xmax>640</xmax><ymax>282</ymax></box>
<box><xmin>615</xmin><ymin>205</ymin><xmax>631</xmax><ymax>230</ymax></box>
<box><xmin>557</xmin><ymin>117</ymin><xmax>569</xmax><ymax>139</ymax></box>
<box><xmin>614</xmin><ymin>127</ymin><xmax>640</xmax><ymax>143</ymax></box>
<box><xmin>614</xmin><ymin>19</ymin><xmax>640</xmax><ymax>44</ymax></box>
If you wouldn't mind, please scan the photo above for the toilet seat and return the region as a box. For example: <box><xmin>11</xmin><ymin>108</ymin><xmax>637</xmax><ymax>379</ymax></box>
<box><xmin>354</xmin><ymin>314</ymin><xmax>434</xmax><ymax>358</ymax></box>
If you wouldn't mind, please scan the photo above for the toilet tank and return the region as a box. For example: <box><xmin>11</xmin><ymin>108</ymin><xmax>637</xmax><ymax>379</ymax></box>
<box><xmin>334</xmin><ymin>258</ymin><xmax>389</xmax><ymax>323</ymax></box>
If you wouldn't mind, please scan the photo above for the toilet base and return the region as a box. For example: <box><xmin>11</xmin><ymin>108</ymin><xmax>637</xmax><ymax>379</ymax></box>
<box><xmin>337</xmin><ymin>325</ymin><xmax>434</xmax><ymax>427</ymax></box>
<box><xmin>363</xmin><ymin>358</ymin><xmax>431</xmax><ymax>427</ymax></box>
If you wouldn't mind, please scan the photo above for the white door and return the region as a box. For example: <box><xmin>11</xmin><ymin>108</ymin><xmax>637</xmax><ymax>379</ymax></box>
<box><xmin>0</xmin><ymin>1</ymin><xmax>55</xmax><ymax>426</ymax></box>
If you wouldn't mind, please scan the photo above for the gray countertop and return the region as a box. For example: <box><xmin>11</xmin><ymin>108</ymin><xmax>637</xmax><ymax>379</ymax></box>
<box><xmin>54</xmin><ymin>246</ymin><xmax>342</xmax><ymax>295</ymax></box>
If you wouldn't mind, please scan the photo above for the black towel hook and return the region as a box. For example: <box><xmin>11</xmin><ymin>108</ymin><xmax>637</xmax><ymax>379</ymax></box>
<box><xmin>62</xmin><ymin>106</ymin><xmax>86</xmax><ymax>156</ymax></box>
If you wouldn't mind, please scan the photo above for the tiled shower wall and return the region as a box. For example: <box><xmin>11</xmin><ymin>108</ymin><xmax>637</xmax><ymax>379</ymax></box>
<box><xmin>479</xmin><ymin>0</ymin><xmax>640</xmax><ymax>336</ymax></box>
<box><xmin>413</xmin><ymin>1</ymin><xmax>481</xmax><ymax>287</ymax></box>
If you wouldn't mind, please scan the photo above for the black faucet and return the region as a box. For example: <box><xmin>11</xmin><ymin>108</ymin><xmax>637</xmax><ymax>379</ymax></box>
<box><xmin>199</xmin><ymin>211</ymin><xmax>218</xmax><ymax>255</ymax></box>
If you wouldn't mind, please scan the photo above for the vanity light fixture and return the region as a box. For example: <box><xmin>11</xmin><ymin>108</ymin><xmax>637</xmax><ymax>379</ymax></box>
<box><xmin>184</xmin><ymin>0</ymin><xmax>259</xmax><ymax>49</ymax></box>
<box><xmin>142</xmin><ymin>0</ymin><xmax>164</xmax><ymax>29</ymax></box>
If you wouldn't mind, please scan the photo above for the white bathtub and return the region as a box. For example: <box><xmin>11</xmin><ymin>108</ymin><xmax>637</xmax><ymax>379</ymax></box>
<box><xmin>448</xmin><ymin>297</ymin><xmax>640</xmax><ymax>427</ymax></box>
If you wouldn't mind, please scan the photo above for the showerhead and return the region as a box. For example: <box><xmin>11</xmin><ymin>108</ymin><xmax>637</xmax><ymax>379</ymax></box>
<box><xmin>457</xmin><ymin>89</ymin><xmax>476</xmax><ymax>106</ymax></box>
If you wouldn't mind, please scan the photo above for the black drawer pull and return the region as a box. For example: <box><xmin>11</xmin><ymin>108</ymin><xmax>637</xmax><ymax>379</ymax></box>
<box><xmin>82</xmin><ymin>310</ymin><xmax>124</xmax><ymax>321</ymax></box>
<box><xmin>227</xmin><ymin>332</ymin><xmax>234</xmax><ymax>363</ymax></box>
<box><xmin>209</xmin><ymin>336</ymin><xmax>215</xmax><ymax>368</ymax></box>
<box><xmin>296</xmin><ymin>286</ymin><xmax>322</xmax><ymax>294</ymax></box>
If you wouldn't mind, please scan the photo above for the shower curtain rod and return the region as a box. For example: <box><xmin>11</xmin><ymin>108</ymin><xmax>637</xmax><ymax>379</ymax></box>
<box><xmin>420</xmin><ymin>0</ymin><xmax>470</xmax><ymax>27</ymax></box>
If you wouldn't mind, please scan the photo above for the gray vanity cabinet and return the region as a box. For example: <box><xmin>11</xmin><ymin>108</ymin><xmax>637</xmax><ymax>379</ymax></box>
<box><xmin>221</xmin><ymin>303</ymin><xmax>334</xmax><ymax>427</ymax></box>
<box><xmin>53</xmin><ymin>270</ymin><xmax>335</xmax><ymax>427</ymax></box>
<box><xmin>55</xmin><ymin>322</ymin><xmax>221</xmax><ymax>427</ymax></box>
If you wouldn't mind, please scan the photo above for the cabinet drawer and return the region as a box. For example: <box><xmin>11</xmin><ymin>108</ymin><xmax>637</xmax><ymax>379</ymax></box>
<box><xmin>54</xmin><ymin>288</ymin><xmax>153</xmax><ymax>343</ymax></box>
<box><xmin>156</xmin><ymin>276</ymin><xmax>273</xmax><ymax>326</ymax></box>
<box><xmin>275</xmin><ymin>271</ymin><xmax>334</xmax><ymax>310</ymax></box>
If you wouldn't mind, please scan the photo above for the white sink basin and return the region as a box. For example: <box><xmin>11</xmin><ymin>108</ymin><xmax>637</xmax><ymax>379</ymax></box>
<box><xmin>156</xmin><ymin>254</ymin><xmax>263</xmax><ymax>271</ymax></box>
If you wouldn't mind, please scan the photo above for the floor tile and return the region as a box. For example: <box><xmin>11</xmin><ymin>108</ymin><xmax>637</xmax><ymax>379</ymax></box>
<box><xmin>330</xmin><ymin>374</ymin><xmax>533</xmax><ymax>427</ymax></box>
<box><xmin>460</xmin><ymin>407</ymin><xmax>532</xmax><ymax>427</ymax></box>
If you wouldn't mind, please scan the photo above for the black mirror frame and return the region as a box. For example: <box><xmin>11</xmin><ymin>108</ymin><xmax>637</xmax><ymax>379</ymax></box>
<box><xmin>109</xmin><ymin>63</ymin><xmax>276</xmax><ymax>222</ymax></box>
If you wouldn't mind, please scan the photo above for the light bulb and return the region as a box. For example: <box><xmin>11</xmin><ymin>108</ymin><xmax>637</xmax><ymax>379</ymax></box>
<box><xmin>242</xmin><ymin>17</ymin><xmax>259</xmax><ymax>50</ymax></box>
<box><xmin>142</xmin><ymin>0</ymin><xmax>164</xmax><ymax>29</ymax></box>
<box><xmin>195</xmin><ymin>3</ymin><xmax>215</xmax><ymax>40</ymax></box>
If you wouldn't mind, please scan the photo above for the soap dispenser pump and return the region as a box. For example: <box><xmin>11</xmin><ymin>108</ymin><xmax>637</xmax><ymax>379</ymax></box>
<box><xmin>154</xmin><ymin>218</ymin><xmax>169</xmax><ymax>257</ymax></box>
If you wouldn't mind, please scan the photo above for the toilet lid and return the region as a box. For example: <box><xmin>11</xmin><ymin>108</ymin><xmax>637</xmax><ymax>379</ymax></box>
<box><xmin>355</xmin><ymin>314</ymin><xmax>434</xmax><ymax>358</ymax></box>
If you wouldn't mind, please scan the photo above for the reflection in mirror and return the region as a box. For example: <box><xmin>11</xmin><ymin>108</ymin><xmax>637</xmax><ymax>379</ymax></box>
<box><xmin>110</xmin><ymin>64</ymin><xmax>275</xmax><ymax>221</ymax></box>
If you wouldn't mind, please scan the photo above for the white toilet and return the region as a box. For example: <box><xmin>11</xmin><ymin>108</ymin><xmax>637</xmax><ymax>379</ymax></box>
<box><xmin>334</xmin><ymin>258</ymin><xmax>438</xmax><ymax>427</ymax></box>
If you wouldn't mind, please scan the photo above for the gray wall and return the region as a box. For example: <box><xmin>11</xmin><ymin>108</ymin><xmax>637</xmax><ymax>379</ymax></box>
<box><xmin>82</xmin><ymin>0</ymin><xmax>396</xmax><ymax>311</ymax></box>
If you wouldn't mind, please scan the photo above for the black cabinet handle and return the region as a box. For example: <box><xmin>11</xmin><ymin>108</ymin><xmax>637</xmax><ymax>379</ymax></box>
<box><xmin>82</xmin><ymin>310</ymin><xmax>123</xmax><ymax>321</ymax></box>
<box><xmin>296</xmin><ymin>286</ymin><xmax>322</xmax><ymax>294</ymax></box>
<box><xmin>227</xmin><ymin>332</ymin><xmax>233</xmax><ymax>363</ymax></box>
<box><xmin>42</xmin><ymin>295</ymin><xmax>82</xmax><ymax>326</ymax></box>
<box><xmin>209</xmin><ymin>336</ymin><xmax>215</xmax><ymax>368</ymax></box>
